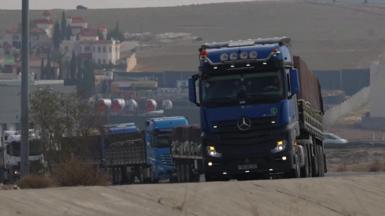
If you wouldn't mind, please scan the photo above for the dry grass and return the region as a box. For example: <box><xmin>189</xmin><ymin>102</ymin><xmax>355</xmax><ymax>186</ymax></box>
<box><xmin>53</xmin><ymin>159</ymin><xmax>110</xmax><ymax>187</ymax></box>
<box><xmin>368</xmin><ymin>161</ymin><xmax>384</xmax><ymax>172</ymax></box>
<box><xmin>330</xmin><ymin>161</ymin><xmax>385</xmax><ymax>172</ymax></box>
<box><xmin>17</xmin><ymin>175</ymin><xmax>55</xmax><ymax>189</ymax></box>
<box><xmin>335</xmin><ymin>164</ymin><xmax>348</xmax><ymax>172</ymax></box>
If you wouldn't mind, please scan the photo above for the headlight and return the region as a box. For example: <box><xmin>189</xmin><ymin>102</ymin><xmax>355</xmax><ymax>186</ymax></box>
<box><xmin>271</xmin><ymin>140</ymin><xmax>286</xmax><ymax>153</ymax></box>
<box><xmin>207</xmin><ymin>145</ymin><xmax>222</xmax><ymax>158</ymax></box>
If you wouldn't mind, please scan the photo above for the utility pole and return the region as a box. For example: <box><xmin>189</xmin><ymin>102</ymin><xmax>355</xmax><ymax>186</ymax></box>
<box><xmin>20</xmin><ymin>0</ymin><xmax>30</xmax><ymax>177</ymax></box>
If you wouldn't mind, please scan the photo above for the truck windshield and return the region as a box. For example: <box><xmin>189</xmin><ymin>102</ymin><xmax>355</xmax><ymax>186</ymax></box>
<box><xmin>202</xmin><ymin>71</ymin><xmax>283</xmax><ymax>106</ymax></box>
<box><xmin>6</xmin><ymin>140</ymin><xmax>44</xmax><ymax>156</ymax></box>
<box><xmin>153</xmin><ymin>132</ymin><xmax>172</xmax><ymax>148</ymax></box>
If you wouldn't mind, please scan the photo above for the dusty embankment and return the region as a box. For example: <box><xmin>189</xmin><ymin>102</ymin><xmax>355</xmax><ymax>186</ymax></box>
<box><xmin>1</xmin><ymin>174</ymin><xmax>385</xmax><ymax>216</ymax></box>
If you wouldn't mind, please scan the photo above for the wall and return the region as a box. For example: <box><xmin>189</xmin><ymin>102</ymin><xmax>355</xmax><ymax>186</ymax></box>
<box><xmin>369</xmin><ymin>63</ymin><xmax>385</xmax><ymax>118</ymax></box>
<box><xmin>314</xmin><ymin>68</ymin><xmax>369</xmax><ymax>96</ymax></box>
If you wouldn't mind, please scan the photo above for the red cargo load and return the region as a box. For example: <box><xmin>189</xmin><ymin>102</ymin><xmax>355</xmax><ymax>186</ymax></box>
<box><xmin>293</xmin><ymin>56</ymin><xmax>324</xmax><ymax>113</ymax></box>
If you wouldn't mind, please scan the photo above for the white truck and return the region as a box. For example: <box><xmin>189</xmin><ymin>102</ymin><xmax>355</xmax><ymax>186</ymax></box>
<box><xmin>0</xmin><ymin>130</ymin><xmax>45</xmax><ymax>182</ymax></box>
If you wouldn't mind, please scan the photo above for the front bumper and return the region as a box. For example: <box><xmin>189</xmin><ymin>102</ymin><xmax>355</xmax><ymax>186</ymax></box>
<box><xmin>205</xmin><ymin>151</ymin><xmax>293</xmax><ymax>176</ymax></box>
<box><xmin>203</xmin><ymin>127</ymin><xmax>296</xmax><ymax>176</ymax></box>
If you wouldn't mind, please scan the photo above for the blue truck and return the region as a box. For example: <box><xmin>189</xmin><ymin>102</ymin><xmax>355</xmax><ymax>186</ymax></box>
<box><xmin>144</xmin><ymin>116</ymin><xmax>189</xmax><ymax>182</ymax></box>
<box><xmin>188</xmin><ymin>37</ymin><xmax>325</xmax><ymax>180</ymax></box>
<box><xmin>61</xmin><ymin>117</ymin><xmax>188</xmax><ymax>184</ymax></box>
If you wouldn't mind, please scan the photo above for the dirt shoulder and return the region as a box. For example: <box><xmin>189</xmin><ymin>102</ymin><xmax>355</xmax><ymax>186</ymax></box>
<box><xmin>0</xmin><ymin>174</ymin><xmax>384</xmax><ymax>216</ymax></box>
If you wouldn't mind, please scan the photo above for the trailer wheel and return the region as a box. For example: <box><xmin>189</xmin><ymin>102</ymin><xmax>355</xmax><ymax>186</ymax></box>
<box><xmin>185</xmin><ymin>163</ymin><xmax>191</xmax><ymax>182</ymax></box>
<box><xmin>312</xmin><ymin>145</ymin><xmax>320</xmax><ymax>177</ymax></box>
<box><xmin>300</xmin><ymin>146</ymin><xmax>310</xmax><ymax>178</ymax></box>
<box><xmin>176</xmin><ymin>162</ymin><xmax>183</xmax><ymax>183</ymax></box>
<box><xmin>180</xmin><ymin>162</ymin><xmax>185</xmax><ymax>182</ymax></box>
<box><xmin>318</xmin><ymin>147</ymin><xmax>325</xmax><ymax>177</ymax></box>
<box><xmin>292</xmin><ymin>154</ymin><xmax>301</xmax><ymax>178</ymax></box>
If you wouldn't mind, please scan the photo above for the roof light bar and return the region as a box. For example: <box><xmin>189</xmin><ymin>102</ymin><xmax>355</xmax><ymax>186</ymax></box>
<box><xmin>202</xmin><ymin>36</ymin><xmax>290</xmax><ymax>49</ymax></box>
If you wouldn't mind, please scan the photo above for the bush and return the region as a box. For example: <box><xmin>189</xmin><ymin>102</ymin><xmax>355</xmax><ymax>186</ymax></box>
<box><xmin>335</xmin><ymin>164</ymin><xmax>348</xmax><ymax>172</ymax></box>
<box><xmin>17</xmin><ymin>175</ymin><xmax>55</xmax><ymax>189</ymax></box>
<box><xmin>368</xmin><ymin>161</ymin><xmax>383</xmax><ymax>172</ymax></box>
<box><xmin>53</xmin><ymin>159</ymin><xmax>110</xmax><ymax>186</ymax></box>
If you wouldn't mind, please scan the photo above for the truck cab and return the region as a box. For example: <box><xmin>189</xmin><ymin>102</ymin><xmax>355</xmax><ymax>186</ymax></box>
<box><xmin>145</xmin><ymin>116</ymin><xmax>189</xmax><ymax>181</ymax></box>
<box><xmin>189</xmin><ymin>37</ymin><xmax>324</xmax><ymax>180</ymax></box>
<box><xmin>0</xmin><ymin>130</ymin><xmax>44</xmax><ymax>182</ymax></box>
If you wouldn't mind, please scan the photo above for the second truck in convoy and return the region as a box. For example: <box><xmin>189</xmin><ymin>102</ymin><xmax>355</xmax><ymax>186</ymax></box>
<box><xmin>61</xmin><ymin>117</ymin><xmax>188</xmax><ymax>184</ymax></box>
<box><xmin>188</xmin><ymin>37</ymin><xmax>325</xmax><ymax>180</ymax></box>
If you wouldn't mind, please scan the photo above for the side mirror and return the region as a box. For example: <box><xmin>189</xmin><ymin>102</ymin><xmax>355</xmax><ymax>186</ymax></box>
<box><xmin>290</xmin><ymin>68</ymin><xmax>300</xmax><ymax>96</ymax></box>
<box><xmin>188</xmin><ymin>75</ymin><xmax>201</xmax><ymax>106</ymax></box>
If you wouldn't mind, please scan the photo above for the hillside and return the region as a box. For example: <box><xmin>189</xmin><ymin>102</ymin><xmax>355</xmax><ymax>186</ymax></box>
<box><xmin>2</xmin><ymin>1</ymin><xmax>385</xmax><ymax>70</ymax></box>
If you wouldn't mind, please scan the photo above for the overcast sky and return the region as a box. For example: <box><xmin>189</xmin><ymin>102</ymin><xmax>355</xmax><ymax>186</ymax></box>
<box><xmin>1</xmin><ymin>0</ymin><xmax>254</xmax><ymax>10</ymax></box>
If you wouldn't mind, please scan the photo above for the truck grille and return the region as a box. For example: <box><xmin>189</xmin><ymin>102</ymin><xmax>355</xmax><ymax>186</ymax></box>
<box><xmin>159</xmin><ymin>154</ymin><xmax>173</xmax><ymax>166</ymax></box>
<box><xmin>213</xmin><ymin>116</ymin><xmax>277</xmax><ymax>134</ymax></box>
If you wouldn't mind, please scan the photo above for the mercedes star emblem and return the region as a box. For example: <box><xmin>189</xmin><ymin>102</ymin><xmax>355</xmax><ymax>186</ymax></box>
<box><xmin>237</xmin><ymin>117</ymin><xmax>252</xmax><ymax>131</ymax></box>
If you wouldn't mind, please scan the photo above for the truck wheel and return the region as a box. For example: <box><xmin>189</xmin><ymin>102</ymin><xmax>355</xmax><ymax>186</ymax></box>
<box><xmin>318</xmin><ymin>148</ymin><xmax>325</xmax><ymax>177</ymax></box>
<box><xmin>185</xmin><ymin>163</ymin><xmax>191</xmax><ymax>182</ymax></box>
<box><xmin>205</xmin><ymin>173</ymin><xmax>220</xmax><ymax>182</ymax></box>
<box><xmin>307</xmin><ymin>145</ymin><xmax>313</xmax><ymax>177</ymax></box>
<box><xmin>293</xmin><ymin>154</ymin><xmax>301</xmax><ymax>178</ymax></box>
<box><xmin>300</xmin><ymin>148</ymin><xmax>309</xmax><ymax>178</ymax></box>
<box><xmin>180</xmin><ymin>163</ymin><xmax>186</xmax><ymax>182</ymax></box>
<box><xmin>311</xmin><ymin>146</ymin><xmax>319</xmax><ymax>177</ymax></box>
<box><xmin>323</xmin><ymin>153</ymin><xmax>328</xmax><ymax>173</ymax></box>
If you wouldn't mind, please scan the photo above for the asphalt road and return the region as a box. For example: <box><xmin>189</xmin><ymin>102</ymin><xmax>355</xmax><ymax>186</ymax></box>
<box><xmin>1</xmin><ymin>173</ymin><xmax>384</xmax><ymax>216</ymax></box>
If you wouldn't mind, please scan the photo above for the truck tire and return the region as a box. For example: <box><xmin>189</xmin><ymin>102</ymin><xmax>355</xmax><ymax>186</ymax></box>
<box><xmin>323</xmin><ymin>153</ymin><xmax>328</xmax><ymax>173</ymax></box>
<box><xmin>318</xmin><ymin>147</ymin><xmax>325</xmax><ymax>177</ymax></box>
<box><xmin>307</xmin><ymin>145</ymin><xmax>313</xmax><ymax>177</ymax></box>
<box><xmin>150</xmin><ymin>167</ymin><xmax>159</xmax><ymax>183</ymax></box>
<box><xmin>185</xmin><ymin>163</ymin><xmax>191</xmax><ymax>182</ymax></box>
<box><xmin>292</xmin><ymin>154</ymin><xmax>301</xmax><ymax>178</ymax></box>
<box><xmin>300</xmin><ymin>147</ymin><xmax>310</xmax><ymax>178</ymax></box>
<box><xmin>312</xmin><ymin>146</ymin><xmax>320</xmax><ymax>177</ymax></box>
<box><xmin>205</xmin><ymin>173</ymin><xmax>221</xmax><ymax>182</ymax></box>
<box><xmin>180</xmin><ymin>163</ymin><xmax>186</xmax><ymax>182</ymax></box>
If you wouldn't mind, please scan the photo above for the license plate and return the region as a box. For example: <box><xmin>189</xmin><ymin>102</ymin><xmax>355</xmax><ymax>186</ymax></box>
<box><xmin>238</xmin><ymin>164</ymin><xmax>258</xmax><ymax>170</ymax></box>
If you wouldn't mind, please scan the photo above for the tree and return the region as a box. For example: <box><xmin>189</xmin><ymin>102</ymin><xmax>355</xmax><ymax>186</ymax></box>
<box><xmin>52</xmin><ymin>21</ymin><xmax>61</xmax><ymax>50</ymax></box>
<box><xmin>69</xmin><ymin>52</ymin><xmax>77</xmax><ymax>80</ymax></box>
<box><xmin>30</xmin><ymin>88</ymin><xmax>107</xmax><ymax>170</ymax></box>
<box><xmin>52</xmin><ymin>50</ymin><xmax>65</xmax><ymax>79</ymax></box>
<box><xmin>60</xmin><ymin>11</ymin><xmax>67</xmax><ymax>40</ymax></box>
<box><xmin>76</xmin><ymin>58</ymin><xmax>95</xmax><ymax>98</ymax></box>
<box><xmin>40</xmin><ymin>57</ymin><xmax>45</xmax><ymax>80</ymax></box>
<box><xmin>107</xmin><ymin>21</ymin><xmax>124</xmax><ymax>41</ymax></box>
<box><xmin>45</xmin><ymin>53</ymin><xmax>53</xmax><ymax>79</ymax></box>
<box><xmin>66</xmin><ymin>25</ymin><xmax>72</xmax><ymax>40</ymax></box>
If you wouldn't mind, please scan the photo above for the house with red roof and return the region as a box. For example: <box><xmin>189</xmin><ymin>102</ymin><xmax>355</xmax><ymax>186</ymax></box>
<box><xmin>79</xmin><ymin>28</ymin><xmax>99</xmax><ymax>41</ymax></box>
<box><xmin>32</xmin><ymin>11</ymin><xmax>54</xmax><ymax>37</ymax></box>
<box><xmin>67</xmin><ymin>16</ymin><xmax>89</xmax><ymax>36</ymax></box>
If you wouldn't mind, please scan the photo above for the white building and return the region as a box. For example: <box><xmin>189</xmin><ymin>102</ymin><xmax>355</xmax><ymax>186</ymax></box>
<box><xmin>0</xmin><ymin>79</ymin><xmax>76</xmax><ymax>137</ymax></box>
<box><xmin>78</xmin><ymin>29</ymin><xmax>99</xmax><ymax>41</ymax></box>
<box><xmin>61</xmin><ymin>39</ymin><xmax>121</xmax><ymax>65</ymax></box>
